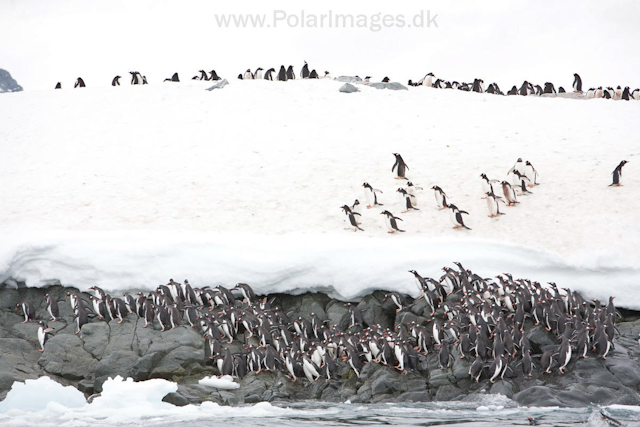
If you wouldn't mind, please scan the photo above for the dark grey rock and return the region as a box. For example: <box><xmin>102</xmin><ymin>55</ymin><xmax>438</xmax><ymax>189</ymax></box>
<box><xmin>162</xmin><ymin>391</ymin><xmax>189</xmax><ymax>406</ymax></box>
<box><xmin>0</xmin><ymin>69</ymin><xmax>23</xmax><ymax>93</ymax></box>
<box><xmin>325</xmin><ymin>300</ymin><xmax>350</xmax><ymax>328</ymax></box>
<box><xmin>514</xmin><ymin>386</ymin><xmax>564</xmax><ymax>406</ymax></box>
<box><xmin>490</xmin><ymin>380</ymin><xmax>514</xmax><ymax>399</ymax></box>
<box><xmin>38</xmin><ymin>334</ymin><xmax>98</xmax><ymax>380</ymax></box>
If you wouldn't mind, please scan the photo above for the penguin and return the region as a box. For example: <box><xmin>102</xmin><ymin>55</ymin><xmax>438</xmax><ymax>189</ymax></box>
<box><xmin>243</xmin><ymin>69</ymin><xmax>253</xmax><ymax>80</ymax></box>
<box><xmin>197</xmin><ymin>70</ymin><xmax>208</xmax><ymax>80</ymax></box>
<box><xmin>438</xmin><ymin>343</ymin><xmax>451</xmax><ymax>369</ymax></box>
<box><xmin>486</xmin><ymin>190</ymin><xmax>506</xmax><ymax>218</ymax></box>
<box><xmin>405</xmin><ymin>182</ymin><xmax>423</xmax><ymax>206</ymax></box>
<box><xmin>540</xmin><ymin>350</ymin><xmax>554</xmax><ymax>373</ymax></box>
<box><xmin>277</xmin><ymin>66</ymin><xmax>287</xmax><ymax>81</ymax></box>
<box><xmin>420</xmin><ymin>72</ymin><xmax>435</xmax><ymax>87</ymax></box>
<box><xmin>380</xmin><ymin>210</ymin><xmax>405</xmax><ymax>233</ymax></box>
<box><xmin>209</xmin><ymin>70</ymin><xmax>220</xmax><ymax>81</ymax></box>
<box><xmin>594</xmin><ymin>329</ymin><xmax>611</xmax><ymax>359</ymax></box>
<box><xmin>323</xmin><ymin>71</ymin><xmax>331</xmax><ymax>79</ymax></box>
<box><xmin>16</xmin><ymin>301</ymin><xmax>36</xmax><ymax>323</ymax></box>
<box><xmin>610</xmin><ymin>160</ymin><xmax>628</xmax><ymax>186</ymax></box>
<box><xmin>36</xmin><ymin>320</ymin><xmax>54</xmax><ymax>352</ymax></box>
<box><xmin>254</xmin><ymin>68</ymin><xmax>264</xmax><ymax>80</ymax></box>
<box><xmin>382</xmin><ymin>77</ymin><xmax>390</xmax><ymax>83</ymax></box>
<box><xmin>558</xmin><ymin>87</ymin><xmax>566</xmax><ymax>93</ymax></box>
<box><xmin>385</xmin><ymin>292</ymin><xmax>407</xmax><ymax>312</ymax></box>
<box><xmin>237</xmin><ymin>74</ymin><xmax>243</xmax><ymax>80</ymax></box>
<box><xmin>521</xmin><ymin>349</ymin><xmax>535</xmax><ymax>377</ymax></box>
<box><xmin>501</xmin><ymin>181</ymin><xmax>519</xmax><ymax>206</ymax></box>
<box><xmin>614</xmin><ymin>86</ymin><xmax>622</xmax><ymax>100</ymax></box>
<box><xmin>74</xmin><ymin>305</ymin><xmax>89</xmax><ymax>334</ymax></box>
<box><xmin>431</xmin><ymin>185</ymin><xmax>449</xmax><ymax>210</ymax></box>
<box><xmin>472</xmin><ymin>79</ymin><xmax>484</xmax><ymax>93</ymax></box>
<box><xmin>595</xmin><ymin>87</ymin><xmax>604</xmax><ymax>98</ymax></box>
<box><xmin>469</xmin><ymin>356</ymin><xmax>483</xmax><ymax>382</ymax></box>
<box><xmin>557</xmin><ymin>336</ymin><xmax>572</xmax><ymax>374</ymax></box>
<box><xmin>604</xmin><ymin>89</ymin><xmax>612</xmax><ymax>99</ymax></box>
<box><xmin>302</xmin><ymin>354</ymin><xmax>321</xmax><ymax>382</ymax></box>
<box><xmin>286</xmin><ymin>65</ymin><xmax>295</xmax><ymax>80</ymax></box>
<box><xmin>309</xmin><ymin>70</ymin><xmax>319</xmax><ymax>79</ymax></box>
<box><xmin>351</xmin><ymin>199</ymin><xmax>362</xmax><ymax>222</ymax></box>
<box><xmin>163</xmin><ymin>73</ymin><xmax>179</xmax><ymax>82</ymax></box>
<box><xmin>632</xmin><ymin>89</ymin><xmax>640</xmax><ymax>100</ymax></box>
<box><xmin>391</xmin><ymin>153</ymin><xmax>409</xmax><ymax>179</ymax></box>
<box><xmin>524</xmin><ymin>161</ymin><xmax>540</xmax><ymax>186</ymax></box>
<box><xmin>543</xmin><ymin>83</ymin><xmax>556</xmax><ymax>94</ymax></box>
<box><xmin>507</xmin><ymin>86</ymin><xmax>518</xmax><ymax>96</ymax></box>
<box><xmin>397</xmin><ymin>188</ymin><xmax>419</xmax><ymax>213</ymax></box>
<box><xmin>364</xmin><ymin>76</ymin><xmax>371</xmax><ymax>83</ymax></box>
<box><xmin>518</xmin><ymin>81</ymin><xmax>529</xmax><ymax>96</ymax></box>
<box><xmin>300</xmin><ymin>61</ymin><xmax>310</xmax><ymax>79</ymax></box>
<box><xmin>44</xmin><ymin>293</ymin><xmax>59</xmax><ymax>321</ymax></box>
<box><xmin>264</xmin><ymin>68</ymin><xmax>275</xmax><ymax>81</ymax></box>
<box><xmin>362</xmin><ymin>182</ymin><xmax>383</xmax><ymax>208</ymax></box>
<box><xmin>233</xmin><ymin>283</ymin><xmax>256</xmax><ymax>303</ymax></box>
<box><xmin>111</xmin><ymin>76</ymin><xmax>121</xmax><ymax>86</ymax></box>
<box><xmin>55</xmin><ymin>82</ymin><xmax>61</xmax><ymax>89</ymax></box>
<box><xmin>534</xmin><ymin>85</ymin><xmax>543</xmax><ymax>96</ymax></box>
<box><xmin>488</xmin><ymin>356</ymin><xmax>506</xmax><ymax>383</ymax></box>
<box><xmin>448</xmin><ymin>204</ymin><xmax>471</xmax><ymax>230</ymax></box>
<box><xmin>74</xmin><ymin>77</ymin><xmax>86</xmax><ymax>88</ymax></box>
<box><xmin>130</xmin><ymin>71</ymin><xmax>140</xmax><ymax>85</ymax></box>
<box><xmin>480</xmin><ymin>173</ymin><xmax>500</xmax><ymax>197</ymax></box>
<box><xmin>341</xmin><ymin>205</ymin><xmax>364</xmax><ymax>232</ymax></box>
<box><xmin>573</xmin><ymin>73</ymin><xmax>582</xmax><ymax>92</ymax></box>
<box><xmin>622</xmin><ymin>87</ymin><xmax>631</xmax><ymax>101</ymax></box>
<box><xmin>508</xmin><ymin>158</ymin><xmax>527</xmax><ymax>176</ymax></box>
<box><xmin>142</xmin><ymin>75</ymin><xmax>148</xmax><ymax>85</ymax></box>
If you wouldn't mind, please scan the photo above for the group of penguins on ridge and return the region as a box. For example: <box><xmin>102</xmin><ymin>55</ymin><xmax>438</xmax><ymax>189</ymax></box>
<box><xmin>15</xmin><ymin>265</ymin><xmax>622</xmax><ymax>385</ymax></box>
<box><xmin>341</xmin><ymin>154</ymin><xmax>541</xmax><ymax>233</ymax></box>
<box><xmin>407</xmin><ymin>72</ymin><xmax>640</xmax><ymax>101</ymax></box>
<box><xmin>342</xmin><ymin>156</ymin><xmax>630</xmax><ymax>233</ymax></box>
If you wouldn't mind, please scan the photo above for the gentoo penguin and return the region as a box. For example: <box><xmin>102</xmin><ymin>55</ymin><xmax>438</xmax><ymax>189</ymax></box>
<box><xmin>534</xmin><ymin>85</ymin><xmax>543</xmax><ymax>96</ymax></box>
<box><xmin>543</xmin><ymin>83</ymin><xmax>556</xmax><ymax>94</ymax></box>
<box><xmin>55</xmin><ymin>82</ymin><xmax>61</xmax><ymax>89</ymax></box>
<box><xmin>501</xmin><ymin>181</ymin><xmax>519</xmax><ymax>206</ymax></box>
<box><xmin>264</xmin><ymin>68</ymin><xmax>275</xmax><ymax>81</ymax></box>
<box><xmin>198</xmin><ymin>70</ymin><xmax>209</xmax><ymax>80</ymax></box>
<box><xmin>573</xmin><ymin>73</ymin><xmax>582</xmax><ymax>92</ymax></box>
<box><xmin>380</xmin><ymin>210</ymin><xmax>405</xmax><ymax>233</ymax></box>
<box><xmin>480</xmin><ymin>173</ymin><xmax>499</xmax><ymax>198</ymax></box>
<box><xmin>512</xmin><ymin>171</ymin><xmax>533</xmax><ymax>194</ymax></box>
<box><xmin>486</xmin><ymin>190</ymin><xmax>506</xmax><ymax>218</ymax></box>
<box><xmin>142</xmin><ymin>75</ymin><xmax>148</xmax><ymax>84</ymax></box>
<box><xmin>164</xmin><ymin>73</ymin><xmax>179</xmax><ymax>82</ymax></box>
<box><xmin>524</xmin><ymin>161</ymin><xmax>540</xmax><ymax>185</ymax></box>
<box><xmin>44</xmin><ymin>293</ymin><xmax>59</xmax><ymax>321</ymax></box>
<box><xmin>362</xmin><ymin>182</ymin><xmax>383</xmax><ymax>208</ymax></box>
<box><xmin>323</xmin><ymin>71</ymin><xmax>331</xmax><ymax>79</ymax></box>
<box><xmin>209</xmin><ymin>70</ymin><xmax>220</xmax><ymax>81</ymax></box>
<box><xmin>243</xmin><ymin>69</ymin><xmax>253</xmax><ymax>80</ymax></box>
<box><xmin>508</xmin><ymin>158</ymin><xmax>526</xmax><ymax>177</ymax></box>
<box><xmin>16</xmin><ymin>301</ymin><xmax>36</xmax><ymax>323</ymax></box>
<box><xmin>610</xmin><ymin>160</ymin><xmax>628</xmax><ymax>186</ymax></box>
<box><xmin>36</xmin><ymin>320</ymin><xmax>54</xmax><ymax>352</ymax></box>
<box><xmin>277</xmin><ymin>66</ymin><xmax>287</xmax><ymax>81</ymax></box>
<box><xmin>364</xmin><ymin>76</ymin><xmax>371</xmax><ymax>83</ymax></box>
<box><xmin>558</xmin><ymin>87</ymin><xmax>566</xmax><ymax>93</ymax></box>
<box><xmin>130</xmin><ymin>71</ymin><xmax>140</xmax><ymax>85</ymax></box>
<box><xmin>632</xmin><ymin>89</ymin><xmax>640</xmax><ymax>100</ymax></box>
<box><xmin>431</xmin><ymin>185</ymin><xmax>449</xmax><ymax>210</ymax></box>
<box><xmin>351</xmin><ymin>199</ymin><xmax>362</xmax><ymax>222</ymax></box>
<box><xmin>341</xmin><ymin>205</ymin><xmax>364</xmax><ymax>232</ymax></box>
<box><xmin>74</xmin><ymin>77</ymin><xmax>86</xmax><ymax>88</ymax></box>
<box><xmin>507</xmin><ymin>86</ymin><xmax>518</xmax><ymax>96</ymax></box>
<box><xmin>622</xmin><ymin>87</ymin><xmax>631</xmax><ymax>101</ymax></box>
<box><xmin>111</xmin><ymin>76</ymin><xmax>121</xmax><ymax>86</ymax></box>
<box><xmin>302</xmin><ymin>354</ymin><xmax>321</xmax><ymax>382</ymax></box>
<box><xmin>421</xmin><ymin>72</ymin><xmax>435</xmax><ymax>87</ymax></box>
<box><xmin>540</xmin><ymin>350</ymin><xmax>554</xmax><ymax>374</ymax></box>
<box><xmin>237</xmin><ymin>74</ymin><xmax>243</xmax><ymax>80</ymax></box>
<box><xmin>595</xmin><ymin>87</ymin><xmax>604</xmax><ymax>98</ymax></box>
<box><xmin>614</xmin><ymin>86</ymin><xmax>622</xmax><ymax>100</ymax></box>
<box><xmin>469</xmin><ymin>356</ymin><xmax>483</xmax><ymax>382</ymax></box>
<box><xmin>254</xmin><ymin>68</ymin><xmax>264</xmax><ymax>79</ymax></box>
<box><xmin>391</xmin><ymin>153</ymin><xmax>409</xmax><ymax>179</ymax></box>
<box><xmin>309</xmin><ymin>70</ymin><xmax>319</xmax><ymax>79</ymax></box>
<box><xmin>518</xmin><ymin>81</ymin><xmax>529</xmax><ymax>96</ymax></box>
<box><xmin>472</xmin><ymin>79</ymin><xmax>484</xmax><ymax>93</ymax></box>
<box><xmin>557</xmin><ymin>336</ymin><xmax>572</xmax><ymax>374</ymax></box>
<box><xmin>286</xmin><ymin>65</ymin><xmax>295</xmax><ymax>80</ymax></box>
<box><xmin>300</xmin><ymin>61</ymin><xmax>310</xmax><ymax>79</ymax></box>
<box><xmin>448</xmin><ymin>204</ymin><xmax>471</xmax><ymax>230</ymax></box>
<box><xmin>586</xmin><ymin>88</ymin><xmax>596</xmax><ymax>98</ymax></box>
<box><xmin>381</xmin><ymin>77</ymin><xmax>390</xmax><ymax>83</ymax></box>
<box><xmin>385</xmin><ymin>292</ymin><xmax>407</xmax><ymax>312</ymax></box>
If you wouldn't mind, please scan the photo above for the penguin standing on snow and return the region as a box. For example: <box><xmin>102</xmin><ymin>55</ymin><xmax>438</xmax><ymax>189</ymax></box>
<box><xmin>209</xmin><ymin>70</ymin><xmax>220</xmax><ymax>81</ymax></box>
<box><xmin>74</xmin><ymin>77</ymin><xmax>86</xmax><ymax>88</ymax></box>
<box><xmin>448</xmin><ymin>204</ymin><xmax>471</xmax><ymax>230</ymax></box>
<box><xmin>362</xmin><ymin>182</ymin><xmax>383</xmax><ymax>208</ymax></box>
<box><xmin>309</xmin><ymin>70</ymin><xmax>319</xmax><ymax>79</ymax></box>
<box><xmin>524</xmin><ymin>161</ymin><xmax>540</xmax><ymax>186</ymax></box>
<box><xmin>573</xmin><ymin>73</ymin><xmax>582</xmax><ymax>92</ymax></box>
<box><xmin>610</xmin><ymin>160</ymin><xmax>628</xmax><ymax>186</ymax></box>
<box><xmin>480</xmin><ymin>174</ymin><xmax>499</xmax><ymax>198</ymax></box>
<box><xmin>264</xmin><ymin>68</ymin><xmax>275</xmax><ymax>81</ymax></box>
<box><xmin>380</xmin><ymin>211</ymin><xmax>405</xmax><ymax>233</ymax></box>
<box><xmin>351</xmin><ymin>199</ymin><xmax>362</xmax><ymax>222</ymax></box>
<box><xmin>341</xmin><ymin>205</ymin><xmax>364</xmax><ymax>232</ymax></box>
<box><xmin>55</xmin><ymin>82</ymin><xmax>62</xmax><ymax>89</ymax></box>
<box><xmin>286</xmin><ymin>65</ymin><xmax>295</xmax><ymax>80</ymax></box>
<box><xmin>36</xmin><ymin>321</ymin><xmax>54</xmax><ymax>352</ymax></box>
<box><xmin>431</xmin><ymin>186</ymin><xmax>449</xmax><ymax>210</ymax></box>
<box><xmin>501</xmin><ymin>181</ymin><xmax>519</xmax><ymax>206</ymax></box>
<box><xmin>277</xmin><ymin>66</ymin><xmax>288</xmax><ymax>81</ymax></box>
<box><xmin>486</xmin><ymin>190</ymin><xmax>506</xmax><ymax>218</ymax></box>
<box><xmin>397</xmin><ymin>188</ymin><xmax>419</xmax><ymax>213</ymax></box>
<box><xmin>164</xmin><ymin>73</ymin><xmax>180</xmax><ymax>82</ymax></box>
<box><xmin>405</xmin><ymin>181</ymin><xmax>423</xmax><ymax>206</ymax></box>
<box><xmin>243</xmin><ymin>69</ymin><xmax>253</xmax><ymax>80</ymax></box>
<box><xmin>392</xmin><ymin>153</ymin><xmax>409</xmax><ymax>179</ymax></box>
<box><xmin>300</xmin><ymin>61</ymin><xmax>310</xmax><ymax>79</ymax></box>
<box><xmin>254</xmin><ymin>68</ymin><xmax>264</xmax><ymax>79</ymax></box>
<box><xmin>111</xmin><ymin>76</ymin><xmax>121</xmax><ymax>86</ymax></box>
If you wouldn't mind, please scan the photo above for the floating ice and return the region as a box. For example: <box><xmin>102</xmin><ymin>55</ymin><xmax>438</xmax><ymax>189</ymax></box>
<box><xmin>0</xmin><ymin>376</ymin><xmax>85</xmax><ymax>414</ymax></box>
<box><xmin>198</xmin><ymin>375</ymin><xmax>240</xmax><ymax>390</ymax></box>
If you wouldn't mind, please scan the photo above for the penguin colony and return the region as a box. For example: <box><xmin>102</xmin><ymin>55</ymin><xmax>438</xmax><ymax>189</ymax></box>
<box><xmin>344</xmin><ymin>155</ymin><xmax>629</xmax><ymax>233</ymax></box>
<box><xmin>343</xmin><ymin>154</ymin><xmax>542</xmax><ymax>233</ymax></box>
<box><xmin>14</xmin><ymin>265</ymin><xmax>620</xmax><ymax>384</ymax></box>
<box><xmin>408</xmin><ymin>72</ymin><xmax>640</xmax><ymax>101</ymax></box>
<box><xmin>57</xmin><ymin>67</ymin><xmax>638</xmax><ymax>100</ymax></box>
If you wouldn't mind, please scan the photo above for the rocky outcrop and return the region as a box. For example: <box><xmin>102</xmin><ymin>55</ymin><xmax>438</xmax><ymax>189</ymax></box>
<box><xmin>1</xmin><ymin>284</ymin><xmax>640</xmax><ymax>407</ymax></box>
<box><xmin>0</xmin><ymin>69</ymin><xmax>23</xmax><ymax>93</ymax></box>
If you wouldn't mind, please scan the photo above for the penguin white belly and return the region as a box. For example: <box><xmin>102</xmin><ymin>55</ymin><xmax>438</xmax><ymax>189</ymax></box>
<box><xmin>486</xmin><ymin>197</ymin><xmax>498</xmax><ymax>216</ymax></box>
<box><xmin>255</xmin><ymin>71</ymin><xmax>263</xmax><ymax>79</ymax></box>
<box><xmin>481</xmin><ymin>180</ymin><xmax>490</xmax><ymax>195</ymax></box>
<box><xmin>384</xmin><ymin>216</ymin><xmax>394</xmax><ymax>232</ymax></box>
<box><xmin>425</xmin><ymin>76</ymin><xmax>433</xmax><ymax>87</ymax></box>
<box><xmin>364</xmin><ymin>189</ymin><xmax>374</xmax><ymax>207</ymax></box>
<box><xmin>449</xmin><ymin>209</ymin><xmax>459</xmax><ymax>226</ymax></box>
<box><xmin>38</xmin><ymin>328</ymin><xmax>46</xmax><ymax>349</ymax></box>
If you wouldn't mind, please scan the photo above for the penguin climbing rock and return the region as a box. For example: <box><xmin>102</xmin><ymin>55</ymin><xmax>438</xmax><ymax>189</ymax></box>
<box><xmin>44</xmin><ymin>293</ymin><xmax>59</xmax><ymax>321</ymax></box>
<box><xmin>341</xmin><ymin>205</ymin><xmax>364</xmax><ymax>232</ymax></box>
<box><xmin>610</xmin><ymin>160</ymin><xmax>628</xmax><ymax>186</ymax></box>
<box><xmin>573</xmin><ymin>73</ymin><xmax>582</xmax><ymax>92</ymax></box>
<box><xmin>362</xmin><ymin>182</ymin><xmax>383</xmax><ymax>208</ymax></box>
<box><xmin>392</xmin><ymin>153</ymin><xmax>409</xmax><ymax>179</ymax></box>
<box><xmin>36</xmin><ymin>320</ymin><xmax>54</xmax><ymax>352</ymax></box>
<box><xmin>380</xmin><ymin>210</ymin><xmax>405</xmax><ymax>233</ymax></box>
<box><xmin>448</xmin><ymin>204</ymin><xmax>471</xmax><ymax>230</ymax></box>
<box><xmin>397</xmin><ymin>188</ymin><xmax>419</xmax><ymax>213</ymax></box>
<box><xmin>111</xmin><ymin>75</ymin><xmax>121</xmax><ymax>86</ymax></box>
<box><xmin>16</xmin><ymin>301</ymin><xmax>36</xmax><ymax>323</ymax></box>
<box><xmin>74</xmin><ymin>77</ymin><xmax>86</xmax><ymax>88</ymax></box>
<box><xmin>431</xmin><ymin>186</ymin><xmax>449</xmax><ymax>210</ymax></box>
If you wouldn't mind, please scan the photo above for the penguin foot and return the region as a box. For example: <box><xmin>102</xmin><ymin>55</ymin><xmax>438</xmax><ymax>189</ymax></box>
<box><xmin>38</xmin><ymin>349</ymin><xmax>44</xmax><ymax>352</ymax></box>
<box><xmin>367</xmin><ymin>206</ymin><xmax>373</xmax><ymax>209</ymax></box>
<box><xmin>388</xmin><ymin>231</ymin><xmax>394</xmax><ymax>233</ymax></box>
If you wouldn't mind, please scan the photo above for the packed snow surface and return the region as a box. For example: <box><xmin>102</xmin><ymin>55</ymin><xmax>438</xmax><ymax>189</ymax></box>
<box><xmin>0</xmin><ymin>79</ymin><xmax>639</xmax><ymax>305</ymax></box>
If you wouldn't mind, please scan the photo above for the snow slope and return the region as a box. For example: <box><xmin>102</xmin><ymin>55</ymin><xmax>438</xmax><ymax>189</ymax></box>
<box><xmin>0</xmin><ymin>80</ymin><xmax>639</xmax><ymax>305</ymax></box>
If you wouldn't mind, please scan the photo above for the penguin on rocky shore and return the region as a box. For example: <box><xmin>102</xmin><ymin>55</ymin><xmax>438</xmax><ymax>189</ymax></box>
<box><xmin>36</xmin><ymin>320</ymin><xmax>54</xmax><ymax>352</ymax></box>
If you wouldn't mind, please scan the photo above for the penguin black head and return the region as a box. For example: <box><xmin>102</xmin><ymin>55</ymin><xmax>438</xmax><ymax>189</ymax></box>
<box><xmin>431</xmin><ymin>185</ymin><xmax>442</xmax><ymax>191</ymax></box>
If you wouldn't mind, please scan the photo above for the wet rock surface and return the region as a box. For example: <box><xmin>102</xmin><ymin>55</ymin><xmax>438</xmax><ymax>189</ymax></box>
<box><xmin>1</xmin><ymin>284</ymin><xmax>639</xmax><ymax>407</ymax></box>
